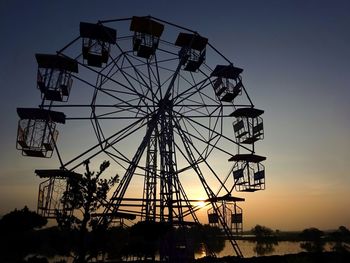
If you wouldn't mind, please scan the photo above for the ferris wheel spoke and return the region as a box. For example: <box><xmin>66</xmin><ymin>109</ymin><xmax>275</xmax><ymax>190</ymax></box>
<box><xmin>123</xmin><ymin>54</ymin><xmax>161</xmax><ymax>92</ymax></box>
<box><xmin>116</xmin><ymin>59</ymin><xmax>156</xmax><ymax>102</ymax></box>
<box><xmin>180</xmin><ymin>111</ymin><xmax>253</xmax><ymax>153</ymax></box>
<box><xmin>175</xmin><ymin>106</ymin><xmax>223</xmax><ymax>139</ymax></box>
<box><xmin>94</xmin><ymin>85</ymin><xmax>152</xmax><ymax>117</ymax></box>
<box><xmin>173</xmin><ymin>118</ymin><xmax>231</xmax><ymax>195</ymax></box>
<box><xmin>175</xmin><ymin>99</ymin><xmax>222</xmax><ymax>117</ymax></box>
<box><xmin>113</xmin><ymin>43</ymin><xmax>159</xmax><ymax>103</ymax></box>
<box><xmin>174</xmin><ymin>114</ymin><xmax>219</xmax><ymax>162</ymax></box>
<box><xmin>69</xmin><ymin>70</ymin><xmax>151</xmax><ymax>118</ymax></box>
<box><xmin>173</xmin><ymin>76</ymin><xmax>213</xmax><ymax>105</ymax></box>
<box><xmin>175</xmin><ymin>121</ymin><xmax>224</xmax><ymax>161</ymax></box>
<box><xmin>91</xmin><ymin>103</ymin><xmax>150</xmax><ymax>119</ymax></box>
<box><xmin>63</xmin><ymin>112</ymin><xmax>152</xmax><ymax>170</ymax></box>
<box><xmin>112</xmin><ymin>55</ymin><xmax>162</xmax><ymax>118</ymax></box>
<box><xmin>176</xmin><ymin>123</ymin><xmax>225</xmax><ymax>166</ymax></box>
<box><xmin>173</xmin><ymin>123</ymin><xmax>229</xmax><ymax>200</ymax></box>
<box><xmin>72</xmin><ymin>53</ymin><xmax>156</xmax><ymax>106</ymax></box>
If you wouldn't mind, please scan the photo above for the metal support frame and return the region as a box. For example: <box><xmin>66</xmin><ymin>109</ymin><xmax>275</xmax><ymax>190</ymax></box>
<box><xmin>142</xmin><ymin>131</ymin><xmax>158</xmax><ymax>221</ymax></box>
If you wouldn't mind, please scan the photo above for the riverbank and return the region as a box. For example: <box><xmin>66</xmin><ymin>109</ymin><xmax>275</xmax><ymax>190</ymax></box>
<box><xmin>196</xmin><ymin>251</ymin><xmax>350</xmax><ymax>263</ymax></box>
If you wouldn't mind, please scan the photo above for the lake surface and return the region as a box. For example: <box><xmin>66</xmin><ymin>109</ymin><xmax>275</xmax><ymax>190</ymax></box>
<box><xmin>45</xmin><ymin>240</ymin><xmax>337</xmax><ymax>262</ymax></box>
<box><xmin>199</xmin><ymin>240</ymin><xmax>336</xmax><ymax>258</ymax></box>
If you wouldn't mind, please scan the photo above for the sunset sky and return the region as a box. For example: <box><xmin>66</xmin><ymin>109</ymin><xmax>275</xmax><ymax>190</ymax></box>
<box><xmin>0</xmin><ymin>0</ymin><xmax>349</xmax><ymax>231</ymax></box>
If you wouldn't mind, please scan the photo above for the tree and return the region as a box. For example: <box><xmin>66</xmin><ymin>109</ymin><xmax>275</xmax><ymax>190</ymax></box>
<box><xmin>0</xmin><ymin>207</ymin><xmax>47</xmax><ymax>262</ymax></box>
<box><xmin>0</xmin><ymin>206</ymin><xmax>47</xmax><ymax>233</ymax></box>
<box><xmin>337</xmin><ymin>226</ymin><xmax>350</xmax><ymax>239</ymax></box>
<box><xmin>57</xmin><ymin>160</ymin><xmax>118</xmax><ymax>263</ymax></box>
<box><xmin>251</xmin><ymin>225</ymin><xmax>278</xmax><ymax>256</ymax></box>
<box><xmin>300</xmin><ymin>227</ymin><xmax>325</xmax><ymax>252</ymax></box>
<box><xmin>300</xmin><ymin>227</ymin><xmax>324</xmax><ymax>241</ymax></box>
<box><xmin>251</xmin><ymin>224</ymin><xmax>275</xmax><ymax>240</ymax></box>
<box><xmin>329</xmin><ymin>226</ymin><xmax>350</xmax><ymax>252</ymax></box>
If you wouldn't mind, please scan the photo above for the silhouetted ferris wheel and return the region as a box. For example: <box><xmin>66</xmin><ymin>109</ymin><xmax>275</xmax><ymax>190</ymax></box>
<box><xmin>16</xmin><ymin>16</ymin><xmax>265</xmax><ymax>259</ymax></box>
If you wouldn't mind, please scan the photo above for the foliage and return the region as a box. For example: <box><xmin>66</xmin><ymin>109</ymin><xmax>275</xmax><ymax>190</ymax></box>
<box><xmin>328</xmin><ymin>226</ymin><xmax>350</xmax><ymax>252</ymax></box>
<box><xmin>299</xmin><ymin>227</ymin><xmax>325</xmax><ymax>252</ymax></box>
<box><xmin>251</xmin><ymin>225</ymin><xmax>275</xmax><ymax>240</ymax></box>
<box><xmin>58</xmin><ymin>160</ymin><xmax>118</xmax><ymax>230</ymax></box>
<box><xmin>35</xmin><ymin>226</ymin><xmax>75</xmax><ymax>257</ymax></box>
<box><xmin>300</xmin><ymin>227</ymin><xmax>324</xmax><ymax>241</ymax></box>
<box><xmin>0</xmin><ymin>206</ymin><xmax>47</xmax><ymax>233</ymax></box>
<box><xmin>250</xmin><ymin>225</ymin><xmax>278</xmax><ymax>256</ymax></box>
<box><xmin>56</xmin><ymin>160</ymin><xmax>118</xmax><ymax>263</ymax></box>
<box><xmin>0</xmin><ymin>207</ymin><xmax>47</xmax><ymax>262</ymax></box>
<box><xmin>329</xmin><ymin>226</ymin><xmax>350</xmax><ymax>241</ymax></box>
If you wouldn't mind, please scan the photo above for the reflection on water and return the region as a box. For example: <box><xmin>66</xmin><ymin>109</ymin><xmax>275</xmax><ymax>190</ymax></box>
<box><xmin>43</xmin><ymin>241</ymin><xmax>339</xmax><ymax>262</ymax></box>
<box><xmin>253</xmin><ymin>240</ymin><xmax>278</xmax><ymax>256</ymax></box>
<box><xmin>195</xmin><ymin>240</ymin><xmax>336</xmax><ymax>258</ymax></box>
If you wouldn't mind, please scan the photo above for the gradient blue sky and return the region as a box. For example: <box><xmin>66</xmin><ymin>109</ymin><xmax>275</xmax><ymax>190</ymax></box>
<box><xmin>0</xmin><ymin>0</ymin><xmax>349</xmax><ymax>231</ymax></box>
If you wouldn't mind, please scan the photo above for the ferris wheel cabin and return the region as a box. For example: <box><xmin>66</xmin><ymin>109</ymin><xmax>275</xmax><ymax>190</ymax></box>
<box><xmin>36</xmin><ymin>54</ymin><xmax>78</xmax><ymax>102</ymax></box>
<box><xmin>16</xmin><ymin>108</ymin><xmax>65</xmax><ymax>158</ymax></box>
<box><xmin>230</xmin><ymin>108</ymin><xmax>265</xmax><ymax>190</ymax></box>
<box><xmin>229</xmin><ymin>154</ymin><xmax>266</xmax><ymax>192</ymax></box>
<box><xmin>207</xmin><ymin>195</ymin><xmax>244</xmax><ymax>234</ymax></box>
<box><xmin>80</xmin><ymin>22</ymin><xmax>116</xmax><ymax>67</ymax></box>
<box><xmin>35</xmin><ymin>169</ymin><xmax>82</xmax><ymax>218</ymax></box>
<box><xmin>175</xmin><ymin>33</ymin><xmax>208</xmax><ymax>72</ymax></box>
<box><xmin>130</xmin><ymin>16</ymin><xmax>164</xmax><ymax>59</ymax></box>
<box><xmin>231</xmin><ymin>108</ymin><xmax>264</xmax><ymax>144</ymax></box>
<box><xmin>211</xmin><ymin>65</ymin><xmax>244</xmax><ymax>102</ymax></box>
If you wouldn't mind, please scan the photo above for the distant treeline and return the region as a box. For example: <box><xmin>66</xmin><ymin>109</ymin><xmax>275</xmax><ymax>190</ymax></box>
<box><xmin>237</xmin><ymin>225</ymin><xmax>350</xmax><ymax>242</ymax></box>
<box><xmin>236</xmin><ymin>231</ymin><xmax>349</xmax><ymax>242</ymax></box>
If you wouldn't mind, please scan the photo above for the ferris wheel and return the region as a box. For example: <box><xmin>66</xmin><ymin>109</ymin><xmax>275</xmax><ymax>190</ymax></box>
<box><xmin>16</xmin><ymin>16</ymin><xmax>266</xmax><ymax>258</ymax></box>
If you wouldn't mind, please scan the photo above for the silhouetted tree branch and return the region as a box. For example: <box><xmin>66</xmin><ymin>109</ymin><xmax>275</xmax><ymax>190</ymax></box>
<box><xmin>56</xmin><ymin>160</ymin><xmax>118</xmax><ymax>263</ymax></box>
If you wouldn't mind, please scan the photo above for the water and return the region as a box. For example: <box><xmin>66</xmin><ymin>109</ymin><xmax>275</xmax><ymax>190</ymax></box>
<box><xmin>217</xmin><ymin>240</ymin><xmax>302</xmax><ymax>258</ymax></box>
<box><xmin>40</xmin><ymin>241</ymin><xmax>338</xmax><ymax>262</ymax></box>
<box><xmin>200</xmin><ymin>240</ymin><xmax>336</xmax><ymax>258</ymax></box>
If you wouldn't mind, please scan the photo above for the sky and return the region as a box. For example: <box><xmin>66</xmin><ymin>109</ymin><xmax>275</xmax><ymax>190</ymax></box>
<box><xmin>0</xmin><ymin>0</ymin><xmax>349</xmax><ymax>231</ymax></box>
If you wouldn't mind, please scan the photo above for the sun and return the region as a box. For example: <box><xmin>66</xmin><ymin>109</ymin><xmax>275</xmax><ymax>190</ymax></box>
<box><xmin>197</xmin><ymin>200</ymin><xmax>206</xmax><ymax>208</ymax></box>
